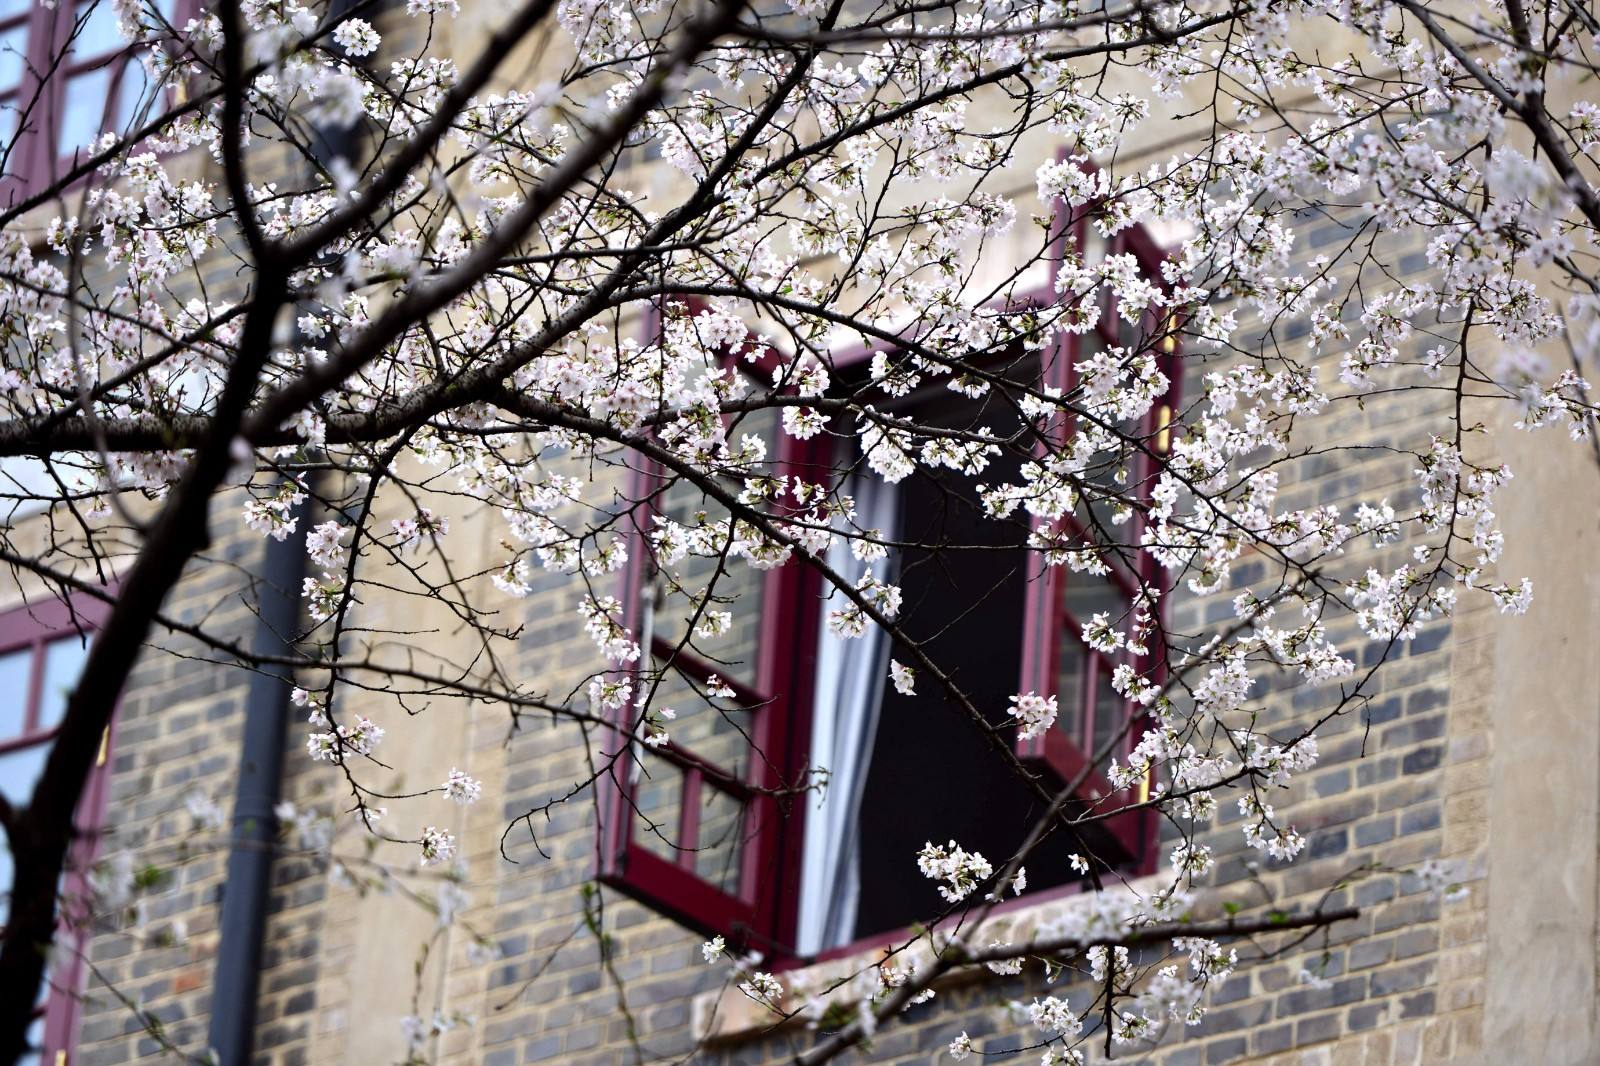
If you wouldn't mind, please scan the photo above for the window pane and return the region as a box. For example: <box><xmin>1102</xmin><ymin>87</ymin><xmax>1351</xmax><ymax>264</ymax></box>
<box><xmin>37</xmin><ymin>635</ymin><xmax>88</xmax><ymax>731</ymax></box>
<box><xmin>111</xmin><ymin>53</ymin><xmax>151</xmax><ymax>133</ymax></box>
<box><xmin>0</xmin><ymin>648</ymin><xmax>31</xmax><ymax>738</ymax></box>
<box><xmin>640</xmin><ymin>655</ymin><xmax>754</xmax><ymax>777</ymax></box>
<box><xmin>1072</xmin><ymin>332</ymin><xmax>1147</xmax><ymax>540</ymax></box>
<box><xmin>0</xmin><ymin>24</ymin><xmax>29</xmax><ymax>95</ymax></box>
<box><xmin>0</xmin><ymin>742</ymin><xmax>48</xmax><ymax>807</ymax></box>
<box><xmin>627</xmin><ymin>755</ymin><xmax>748</xmax><ymax>896</ymax></box>
<box><xmin>57</xmin><ymin>66</ymin><xmax>112</xmax><ymax>156</ymax></box>
<box><xmin>1062</xmin><ymin>572</ymin><xmax>1129</xmax><ymax>630</ymax></box>
<box><xmin>1056</xmin><ymin>634</ymin><xmax>1084</xmax><ymax>745</ymax></box>
<box><xmin>630</xmin><ymin>759</ymin><xmax>684</xmax><ymax>868</ymax></box>
<box><xmin>692</xmin><ymin>783</ymin><xmax>745</xmax><ymax>894</ymax></box>
<box><xmin>721</xmin><ymin>383</ymin><xmax>782</xmax><ymax>467</ymax></box>
<box><xmin>73</xmin><ymin>0</ymin><xmax>123</xmax><ymax>57</ymax></box>
<box><xmin>1058</xmin><ymin>574</ymin><xmax>1127</xmax><ymax>751</ymax></box>
<box><xmin>1090</xmin><ymin>658</ymin><xmax>1124</xmax><ymax>765</ymax></box>
<box><xmin>652</xmin><ymin>485</ymin><xmax>767</xmax><ymax>690</ymax></box>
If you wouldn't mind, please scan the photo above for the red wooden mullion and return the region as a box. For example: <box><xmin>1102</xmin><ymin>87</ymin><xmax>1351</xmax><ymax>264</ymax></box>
<box><xmin>678</xmin><ymin>766</ymin><xmax>703</xmax><ymax>870</ymax></box>
<box><xmin>21</xmin><ymin>633</ymin><xmax>43</xmax><ymax>735</ymax></box>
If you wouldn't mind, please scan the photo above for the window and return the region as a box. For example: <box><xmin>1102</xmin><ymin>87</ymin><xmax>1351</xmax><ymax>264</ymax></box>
<box><xmin>1</xmin><ymin>0</ymin><xmax>183</xmax><ymax>196</ymax></box>
<box><xmin>0</xmin><ymin>592</ymin><xmax>112</xmax><ymax>1065</ymax></box>
<box><xmin>596</xmin><ymin>299</ymin><xmax>823</xmax><ymax>951</ymax></box>
<box><xmin>1015</xmin><ymin>220</ymin><xmax>1182</xmax><ymax>863</ymax></box>
<box><xmin>599</xmin><ymin>219</ymin><xmax>1180</xmax><ymax>964</ymax></box>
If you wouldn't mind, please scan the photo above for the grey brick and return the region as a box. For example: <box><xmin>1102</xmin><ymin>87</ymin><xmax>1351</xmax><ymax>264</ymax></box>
<box><xmin>1205</xmin><ymin>1036</ymin><xmax>1249</xmax><ymax>1064</ymax></box>
<box><xmin>1295</xmin><ymin>1012</ymin><xmax>1342</xmax><ymax>1045</ymax></box>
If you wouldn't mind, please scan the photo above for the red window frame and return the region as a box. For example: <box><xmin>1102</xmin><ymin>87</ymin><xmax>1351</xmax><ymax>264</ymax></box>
<box><xmin>1015</xmin><ymin>211</ymin><xmax>1182</xmax><ymax>874</ymax></box>
<box><xmin>600</xmin><ymin>196</ymin><xmax>1182</xmax><ymax>959</ymax></box>
<box><xmin>0</xmin><ymin>590</ymin><xmax>115</xmax><ymax>1065</ymax></box>
<box><xmin>597</xmin><ymin>300</ymin><xmax>825</xmax><ymax>954</ymax></box>
<box><xmin>1</xmin><ymin>0</ymin><xmax>193</xmax><ymax>199</ymax></box>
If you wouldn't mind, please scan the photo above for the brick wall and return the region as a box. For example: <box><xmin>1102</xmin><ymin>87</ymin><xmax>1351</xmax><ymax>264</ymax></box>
<box><xmin>61</xmin><ymin>491</ymin><xmax>332</xmax><ymax>1066</ymax></box>
<box><xmin>349</xmin><ymin>219</ymin><xmax>1503</xmax><ymax>1066</ymax></box>
<box><xmin>35</xmin><ymin>26</ymin><xmax>1555</xmax><ymax>1066</ymax></box>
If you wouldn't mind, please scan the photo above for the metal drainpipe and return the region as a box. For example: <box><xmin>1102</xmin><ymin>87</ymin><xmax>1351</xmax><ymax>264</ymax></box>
<box><xmin>206</xmin><ymin>482</ymin><xmax>309</xmax><ymax>1065</ymax></box>
<box><xmin>206</xmin><ymin>6</ymin><xmax>362</xmax><ymax>1052</ymax></box>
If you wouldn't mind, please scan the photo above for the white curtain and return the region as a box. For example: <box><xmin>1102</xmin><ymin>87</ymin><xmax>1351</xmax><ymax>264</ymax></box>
<box><xmin>795</xmin><ymin>473</ymin><xmax>899</xmax><ymax>957</ymax></box>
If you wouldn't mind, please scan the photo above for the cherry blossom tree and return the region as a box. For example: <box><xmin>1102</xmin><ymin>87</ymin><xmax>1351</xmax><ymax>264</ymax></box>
<box><xmin>0</xmin><ymin>0</ymin><xmax>1595</xmax><ymax>1060</ymax></box>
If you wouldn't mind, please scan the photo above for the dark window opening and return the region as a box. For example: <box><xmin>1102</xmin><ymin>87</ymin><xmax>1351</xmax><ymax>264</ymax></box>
<box><xmin>824</xmin><ymin>373</ymin><xmax>1143</xmax><ymax>949</ymax></box>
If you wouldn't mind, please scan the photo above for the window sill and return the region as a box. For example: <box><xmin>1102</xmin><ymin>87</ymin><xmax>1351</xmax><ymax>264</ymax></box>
<box><xmin>692</xmin><ymin>872</ymin><xmax>1167</xmax><ymax>1045</ymax></box>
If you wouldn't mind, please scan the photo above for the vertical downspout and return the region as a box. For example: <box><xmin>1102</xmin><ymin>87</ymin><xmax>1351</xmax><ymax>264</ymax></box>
<box><xmin>206</xmin><ymin>484</ymin><xmax>308</xmax><ymax>1064</ymax></box>
<box><xmin>205</xmin><ymin>0</ymin><xmax>362</xmax><ymax>1055</ymax></box>
<box><xmin>207</xmin><ymin>3</ymin><xmax>361</xmax><ymax>1055</ymax></box>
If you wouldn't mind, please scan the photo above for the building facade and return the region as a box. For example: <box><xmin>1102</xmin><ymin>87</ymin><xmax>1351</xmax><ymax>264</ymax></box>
<box><xmin>3</xmin><ymin>3</ymin><xmax>1600</xmax><ymax>1066</ymax></box>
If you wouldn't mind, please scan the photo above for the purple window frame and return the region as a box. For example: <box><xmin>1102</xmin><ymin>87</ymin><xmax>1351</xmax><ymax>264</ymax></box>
<box><xmin>1016</xmin><ymin>212</ymin><xmax>1183</xmax><ymax>873</ymax></box>
<box><xmin>597</xmin><ymin>299</ymin><xmax>826</xmax><ymax>956</ymax></box>
<box><xmin>0</xmin><ymin>590</ymin><xmax>115</xmax><ymax>1065</ymax></box>
<box><xmin>0</xmin><ymin>0</ymin><xmax>194</xmax><ymax>200</ymax></box>
<box><xmin>599</xmin><ymin>189</ymin><xmax>1182</xmax><ymax>959</ymax></box>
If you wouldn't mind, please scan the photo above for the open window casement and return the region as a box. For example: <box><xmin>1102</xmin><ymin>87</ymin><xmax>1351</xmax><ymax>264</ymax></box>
<box><xmin>596</xmin><ymin>300</ymin><xmax>821</xmax><ymax>954</ymax></box>
<box><xmin>779</xmin><ymin>327</ymin><xmax>1162</xmax><ymax>956</ymax></box>
<box><xmin>1015</xmin><ymin>206</ymin><xmax>1184</xmax><ymax>872</ymax></box>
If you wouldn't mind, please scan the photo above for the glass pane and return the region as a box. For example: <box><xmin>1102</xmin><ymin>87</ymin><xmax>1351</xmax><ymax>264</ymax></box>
<box><xmin>0</xmin><ymin>742</ymin><xmax>48</xmax><ymax>806</ymax></box>
<box><xmin>1118</xmin><ymin>305</ymin><xmax>1148</xmax><ymax>350</ymax></box>
<box><xmin>0</xmin><ymin>647</ymin><xmax>31</xmax><ymax>737</ymax></box>
<box><xmin>111</xmin><ymin>53</ymin><xmax>150</xmax><ymax>133</ymax></box>
<box><xmin>627</xmin><ymin>756</ymin><xmax>748</xmax><ymax>897</ymax></box>
<box><xmin>652</xmin><ymin>486</ymin><xmax>767</xmax><ymax>690</ymax></box>
<box><xmin>57</xmin><ymin>66</ymin><xmax>112</xmax><ymax>156</ymax></box>
<box><xmin>73</xmin><ymin>0</ymin><xmax>122</xmax><ymax>57</ymax></box>
<box><xmin>630</xmin><ymin>758</ymin><xmax>684</xmax><ymax>867</ymax></box>
<box><xmin>1072</xmin><ymin>332</ymin><xmax>1147</xmax><ymax>542</ymax></box>
<box><xmin>1062</xmin><ymin>572</ymin><xmax>1130</xmax><ymax>631</ymax></box>
<box><xmin>0</xmin><ymin>24</ymin><xmax>29</xmax><ymax>94</ymax></box>
<box><xmin>721</xmin><ymin>384</ymin><xmax>783</xmax><ymax>470</ymax></box>
<box><xmin>37</xmin><ymin>634</ymin><xmax>88</xmax><ymax>731</ymax></box>
<box><xmin>1090</xmin><ymin>658</ymin><xmax>1124</xmax><ymax>766</ymax></box>
<box><xmin>692</xmin><ymin>784</ymin><xmax>746</xmax><ymax>894</ymax></box>
<box><xmin>1056</xmin><ymin>634</ymin><xmax>1085</xmax><ymax>746</ymax></box>
<box><xmin>640</xmin><ymin>655</ymin><xmax>754</xmax><ymax>777</ymax></box>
